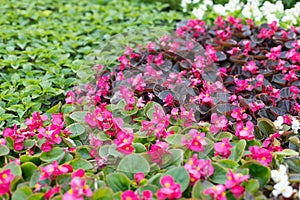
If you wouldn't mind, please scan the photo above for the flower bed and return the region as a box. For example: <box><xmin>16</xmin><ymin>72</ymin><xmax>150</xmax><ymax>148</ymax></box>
<box><xmin>1</xmin><ymin>15</ymin><xmax>300</xmax><ymax>199</ymax></box>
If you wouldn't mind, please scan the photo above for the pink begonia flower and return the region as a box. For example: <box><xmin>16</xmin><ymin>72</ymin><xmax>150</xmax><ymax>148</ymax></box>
<box><xmin>210</xmin><ymin>113</ymin><xmax>228</xmax><ymax>134</ymax></box>
<box><xmin>157</xmin><ymin>175</ymin><xmax>182</xmax><ymax>200</ymax></box>
<box><xmin>163</xmin><ymin>93</ymin><xmax>174</xmax><ymax>107</ymax></box>
<box><xmin>120</xmin><ymin>86</ymin><xmax>135</xmax><ymax>111</ymax></box>
<box><xmin>183</xmin><ymin>129</ymin><xmax>207</xmax><ymax>152</ymax></box>
<box><xmin>0</xmin><ymin>138</ymin><xmax>6</xmax><ymax>145</ymax></box>
<box><xmin>249</xmin><ymin>101</ymin><xmax>265</xmax><ymax>113</ymax></box>
<box><xmin>242</xmin><ymin>61</ymin><xmax>258</xmax><ymax>74</ymax></box>
<box><xmin>231</xmin><ymin>108</ymin><xmax>247</xmax><ymax>121</ymax></box>
<box><xmin>266</xmin><ymin>45</ymin><xmax>282</xmax><ymax>60</ymax></box>
<box><xmin>65</xmin><ymin>90</ymin><xmax>75</xmax><ymax>104</ymax></box>
<box><xmin>40</xmin><ymin>161</ymin><xmax>73</xmax><ymax>181</ymax></box>
<box><xmin>235</xmin><ymin>121</ymin><xmax>255</xmax><ymax>140</ymax></box>
<box><xmin>206</xmin><ymin>45</ymin><xmax>218</xmax><ymax>62</ymax></box>
<box><xmin>114</xmin><ymin>131</ymin><xmax>135</xmax><ymax>155</ymax></box>
<box><xmin>180</xmin><ymin>106</ymin><xmax>196</xmax><ymax>127</ymax></box>
<box><xmin>0</xmin><ymin>169</ymin><xmax>14</xmax><ymax>196</ymax></box>
<box><xmin>204</xmin><ymin>184</ymin><xmax>227</xmax><ymax>200</ymax></box>
<box><xmin>134</xmin><ymin>172</ymin><xmax>145</xmax><ymax>185</ymax></box>
<box><xmin>118</xmin><ymin>55</ymin><xmax>130</xmax><ymax>70</ymax></box>
<box><xmin>154</xmin><ymin>53</ymin><xmax>165</xmax><ymax>66</ymax></box>
<box><xmin>225</xmin><ymin>169</ymin><xmax>249</xmax><ymax>199</ymax></box>
<box><xmin>121</xmin><ymin>190</ymin><xmax>139</xmax><ymax>200</ymax></box>
<box><xmin>214</xmin><ymin>138</ymin><xmax>232</xmax><ymax>158</ymax></box>
<box><xmin>63</xmin><ymin>169</ymin><xmax>92</xmax><ymax>200</ymax></box>
<box><xmin>184</xmin><ymin>154</ymin><xmax>214</xmax><ymax>185</ymax></box>
<box><xmin>262</xmin><ymin>133</ymin><xmax>283</xmax><ymax>152</ymax></box>
<box><xmin>148</xmin><ymin>141</ymin><xmax>170</xmax><ymax>166</ymax></box>
<box><xmin>142</xmin><ymin>190</ymin><xmax>153</xmax><ymax>200</ymax></box>
<box><xmin>290</xmin><ymin>86</ymin><xmax>299</xmax><ymax>94</ymax></box>
<box><xmin>44</xmin><ymin>185</ymin><xmax>60</xmax><ymax>200</ymax></box>
<box><xmin>248</xmin><ymin>146</ymin><xmax>273</xmax><ymax>166</ymax></box>
<box><xmin>25</xmin><ymin>112</ymin><xmax>48</xmax><ymax>131</ymax></box>
<box><xmin>128</xmin><ymin>73</ymin><xmax>146</xmax><ymax>92</ymax></box>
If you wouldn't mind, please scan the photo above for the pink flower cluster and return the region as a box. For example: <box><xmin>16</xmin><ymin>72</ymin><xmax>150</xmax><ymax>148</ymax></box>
<box><xmin>205</xmin><ymin>169</ymin><xmax>249</xmax><ymax>199</ymax></box>
<box><xmin>63</xmin><ymin>169</ymin><xmax>92</xmax><ymax>200</ymax></box>
<box><xmin>184</xmin><ymin>154</ymin><xmax>214</xmax><ymax>185</ymax></box>
<box><xmin>2</xmin><ymin>112</ymin><xmax>69</xmax><ymax>152</ymax></box>
<box><xmin>183</xmin><ymin>129</ymin><xmax>207</xmax><ymax>152</ymax></box>
<box><xmin>141</xmin><ymin>106</ymin><xmax>170</xmax><ymax>138</ymax></box>
<box><xmin>157</xmin><ymin>175</ymin><xmax>182</xmax><ymax>200</ymax></box>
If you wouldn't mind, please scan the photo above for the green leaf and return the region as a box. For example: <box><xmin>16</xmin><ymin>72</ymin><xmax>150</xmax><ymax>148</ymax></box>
<box><xmin>106</xmin><ymin>173</ymin><xmax>131</xmax><ymax>192</ymax></box>
<box><xmin>12</xmin><ymin>186</ymin><xmax>32</xmax><ymax>200</ymax></box>
<box><xmin>210</xmin><ymin>163</ymin><xmax>227</xmax><ymax>184</ymax></box>
<box><xmin>77</xmin><ymin>146</ymin><xmax>92</xmax><ymax>159</ymax></box>
<box><xmin>70</xmin><ymin>158</ymin><xmax>93</xmax><ymax>170</ymax></box>
<box><xmin>46</xmin><ymin>102</ymin><xmax>61</xmax><ymax>114</ymax></box>
<box><xmin>92</xmin><ymin>187</ymin><xmax>113</xmax><ymax>200</ymax></box>
<box><xmin>21</xmin><ymin>162</ymin><xmax>37</xmax><ymax>181</ymax></box>
<box><xmin>257</xmin><ymin>118</ymin><xmax>275</xmax><ymax>137</ymax></box>
<box><xmin>143</xmin><ymin>101</ymin><xmax>164</xmax><ymax>120</ymax></box>
<box><xmin>69</xmin><ymin>111</ymin><xmax>88</xmax><ymax>122</ymax></box>
<box><xmin>241</xmin><ymin>161</ymin><xmax>270</xmax><ymax>189</ymax></box>
<box><xmin>41</xmin><ymin>147</ymin><xmax>65</xmax><ymax>163</ymax></box>
<box><xmin>162</xmin><ymin>149</ymin><xmax>183</xmax><ymax>168</ymax></box>
<box><xmin>165</xmin><ymin>134</ymin><xmax>184</xmax><ymax>146</ymax></box>
<box><xmin>217</xmin><ymin>159</ymin><xmax>239</xmax><ymax>169</ymax></box>
<box><xmin>164</xmin><ymin>167</ymin><xmax>190</xmax><ymax>191</ymax></box>
<box><xmin>4</xmin><ymin>162</ymin><xmax>22</xmax><ymax>177</ymax></box>
<box><xmin>285</xmin><ymin>156</ymin><xmax>300</xmax><ymax>173</ymax></box>
<box><xmin>132</xmin><ymin>143</ymin><xmax>147</xmax><ymax>153</ymax></box>
<box><xmin>215</xmin><ymin>132</ymin><xmax>233</xmax><ymax>141</ymax></box>
<box><xmin>25</xmin><ymin>193</ymin><xmax>44</xmax><ymax>200</ymax></box>
<box><xmin>228</xmin><ymin>139</ymin><xmax>246</xmax><ymax>162</ymax></box>
<box><xmin>245</xmin><ymin>179</ymin><xmax>260</xmax><ymax>194</ymax></box>
<box><xmin>192</xmin><ymin>180</ymin><xmax>214</xmax><ymax>199</ymax></box>
<box><xmin>0</xmin><ymin>144</ymin><xmax>10</xmax><ymax>156</ymax></box>
<box><xmin>273</xmin><ymin>149</ymin><xmax>298</xmax><ymax>156</ymax></box>
<box><xmin>68</xmin><ymin>123</ymin><xmax>86</xmax><ymax>138</ymax></box>
<box><xmin>117</xmin><ymin>154</ymin><xmax>150</xmax><ymax>179</ymax></box>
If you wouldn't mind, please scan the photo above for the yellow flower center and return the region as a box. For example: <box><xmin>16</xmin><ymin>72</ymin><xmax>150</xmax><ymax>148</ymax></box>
<box><xmin>221</xmin><ymin>143</ymin><xmax>225</xmax><ymax>147</ymax></box>
<box><xmin>84</xmin><ymin>185</ymin><xmax>89</xmax><ymax>190</ymax></box>
<box><xmin>2</xmin><ymin>173</ymin><xmax>7</xmax><ymax>179</ymax></box>
<box><xmin>126</xmin><ymin>198</ymin><xmax>132</xmax><ymax>200</ymax></box>
<box><xmin>123</xmin><ymin>139</ymin><xmax>128</xmax><ymax>143</ymax></box>
<box><xmin>68</xmin><ymin>189</ymin><xmax>73</xmax><ymax>195</ymax></box>
<box><xmin>165</xmin><ymin>183</ymin><xmax>171</xmax><ymax>188</ymax></box>
<box><xmin>189</xmin><ymin>160</ymin><xmax>193</xmax><ymax>165</ymax></box>
<box><xmin>261</xmin><ymin>157</ymin><xmax>266</xmax><ymax>161</ymax></box>
<box><xmin>55</xmin><ymin>134</ymin><xmax>59</xmax><ymax>138</ymax></box>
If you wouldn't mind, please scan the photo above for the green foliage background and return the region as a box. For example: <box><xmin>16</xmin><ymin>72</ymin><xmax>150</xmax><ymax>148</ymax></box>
<box><xmin>0</xmin><ymin>0</ymin><xmax>184</xmax><ymax>130</ymax></box>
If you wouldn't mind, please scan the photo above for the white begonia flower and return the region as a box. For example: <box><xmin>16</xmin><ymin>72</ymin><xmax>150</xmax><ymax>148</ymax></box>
<box><xmin>266</xmin><ymin>14</ymin><xmax>279</xmax><ymax>24</ymax></box>
<box><xmin>192</xmin><ymin>4</ymin><xmax>207</xmax><ymax>19</ymax></box>
<box><xmin>224</xmin><ymin>0</ymin><xmax>241</xmax><ymax>12</ymax></box>
<box><xmin>203</xmin><ymin>0</ymin><xmax>213</xmax><ymax>6</ymax></box>
<box><xmin>241</xmin><ymin>4</ymin><xmax>252</xmax><ymax>18</ymax></box>
<box><xmin>275</xmin><ymin>1</ymin><xmax>284</xmax><ymax>13</ymax></box>
<box><xmin>213</xmin><ymin>4</ymin><xmax>227</xmax><ymax>16</ymax></box>
<box><xmin>274</xmin><ymin>116</ymin><xmax>284</xmax><ymax>130</ymax></box>
<box><xmin>181</xmin><ymin>0</ymin><xmax>192</xmax><ymax>12</ymax></box>
<box><xmin>273</xmin><ymin>181</ymin><xmax>293</xmax><ymax>198</ymax></box>
<box><xmin>291</xmin><ymin>117</ymin><xmax>300</xmax><ymax>133</ymax></box>
<box><xmin>271</xmin><ymin>165</ymin><xmax>288</xmax><ymax>183</ymax></box>
<box><xmin>252</xmin><ymin>7</ymin><xmax>263</xmax><ymax>21</ymax></box>
<box><xmin>282</xmin><ymin>9</ymin><xmax>297</xmax><ymax>24</ymax></box>
<box><xmin>193</xmin><ymin>0</ymin><xmax>200</xmax><ymax>3</ymax></box>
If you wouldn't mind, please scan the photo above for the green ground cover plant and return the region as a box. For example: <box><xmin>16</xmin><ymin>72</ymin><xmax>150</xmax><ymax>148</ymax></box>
<box><xmin>0</xmin><ymin>0</ymin><xmax>184</xmax><ymax>130</ymax></box>
<box><xmin>1</xmin><ymin>13</ymin><xmax>300</xmax><ymax>199</ymax></box>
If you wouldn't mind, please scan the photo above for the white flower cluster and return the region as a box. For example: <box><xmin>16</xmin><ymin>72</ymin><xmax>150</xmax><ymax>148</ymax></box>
<box><xmin>271</xmin><ymin>165</ymin><xmax>293</xmax><ymax>198</ymax></box>
<box><xmin>181</xmin><ymin>0</ymin><xmax>300</xmax><ymax>26</ymax></box>
<box><xmin>274</xmin><ymin>116</ymin><xmax>300</xmax><ymax>134</ymax></box>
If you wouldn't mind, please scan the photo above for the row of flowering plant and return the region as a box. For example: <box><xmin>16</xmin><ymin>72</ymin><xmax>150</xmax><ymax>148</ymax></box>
<box><xmin>1</xmin><ymin>15</ymin><xmax>300</xmax><ymax>199</ymax></box>
<box><xmin>181</xmin><ymin>0</ymin><xmax>300</xmax><ymax>28</ymax></box>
